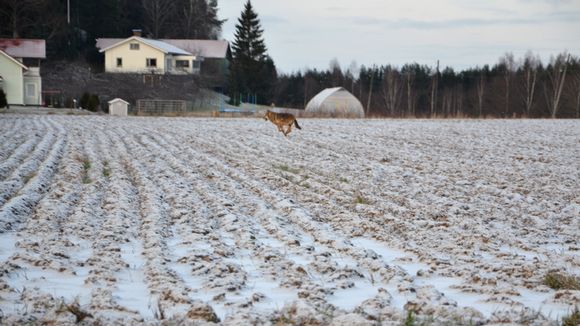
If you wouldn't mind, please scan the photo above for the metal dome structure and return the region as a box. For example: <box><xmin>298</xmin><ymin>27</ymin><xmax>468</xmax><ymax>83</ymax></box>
<box><xmin>305</xmin><ymin>87</ymin><xmax>365</xmax><ymax>118</ymax></box>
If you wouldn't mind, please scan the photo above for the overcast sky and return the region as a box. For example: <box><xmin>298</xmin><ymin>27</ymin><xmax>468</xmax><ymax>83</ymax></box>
<box><xmin>218</xmin><ymin>0</ymin><xmax>580</xmax><ymax>74</ymax></box>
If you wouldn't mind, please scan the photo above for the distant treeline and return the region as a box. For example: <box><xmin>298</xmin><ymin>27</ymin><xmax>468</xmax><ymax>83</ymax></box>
<box><xmin>274</xmin><ymin>52</ymin><xmax>580</xmax><ymax>118</ymax></box>
<box><xmin>0</xmin><ymin>0</ymin><xmax>224</xmax><ymax>59</ymax></box>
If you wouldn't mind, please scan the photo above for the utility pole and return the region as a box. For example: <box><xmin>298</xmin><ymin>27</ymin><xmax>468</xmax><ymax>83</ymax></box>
<box><xmin>67</xmin><ymin>0</ymin><xmax>70</xmax><ymax>24</ymax></box>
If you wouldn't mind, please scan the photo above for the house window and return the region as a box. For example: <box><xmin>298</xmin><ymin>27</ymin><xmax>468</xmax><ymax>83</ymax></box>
<box><xmin>146</xmin><ymin>58</ymin><xmax>157</xmax><ymax>67</ymax></box>
<box><xmin>176</xmin><ymin>60</ymin><xmax>189</xmax><ymax>68</ymax></box>
<box><xmin>26</xmin><ymin>83</ymin><xmax>36</xmax><ymax>97</ymax></box>
<box><xmin>193</xmin><ymin>60</ymin><xmax>201</xmax><ymax>69</ymax></box>
<box><xmin>116</xmin><ymin>58</ymin><xmax>123</xmax><ymax>67</ymax></box>
<box><xmin>130</xmin><ymin>43</ymin><xmax>140</xmax><ymax>50</ymax></box>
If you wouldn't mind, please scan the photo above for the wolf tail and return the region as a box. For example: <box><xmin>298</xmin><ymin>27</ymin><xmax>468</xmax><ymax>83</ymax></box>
<box><xmin>294</xmin><ymin>120</ymin><xmax>302</xmax><ymax>130</ymax></box>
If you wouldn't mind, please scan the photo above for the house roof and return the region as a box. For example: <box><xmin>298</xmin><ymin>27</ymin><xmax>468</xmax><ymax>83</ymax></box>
<box><xmin>0</xmin><ymin>50</ymin><xmax>28</xmax><ymax>70</ymax></box>
<box><xmin>96</xmin><ymin>38</ymin><xmax>229</xmax><ymax>59</ymax></box>
<box><xmin>0</xmin><ymin>39</ymin><xmax>46</xmax><ymax>59</ymax></box>
<box><xmin>160</xmin><ymin>39</ymin><xmax>229</xmax><ymax>59</ymax></box>
<box><xmin>98</xmin><ymin>36</ymin><xmax>192</xmax><ymax>56</ymax></box>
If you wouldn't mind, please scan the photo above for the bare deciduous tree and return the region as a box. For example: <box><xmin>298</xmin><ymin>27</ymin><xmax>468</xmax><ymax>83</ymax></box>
<box><xmin>499</xmin><ymin>52</ymin><xmax>516</xmax><ymax>117</ymax></box>
<box><xmin>575</xmin><ymin>74</ymin><xmax>580</xmax><ymax>118</ymax></box>
<box><xmin>177</xmin><ymin>0</ymin><xmax>205</xmax><ymax>38</ymax></box>
<box><xmin>0</xmin><ymin>0</ymin><xmax>41</xmax><ymax>38</ymax></box>
<box><xmin>521</xmin><ymin>51</ymin><xmax>540</xmax><ymax>117</ymax></box>
<box><xmin>381</xmin><ymin>66</ymin><xmax>402</xmax><ymax>116</ymax></box>
<box><xmin>476</xmin><ymin>69</ymin><xmax>486</xmax><ymax>117</ymax></box>
<box><xmin>346</xmin><ymin>60</ymin><xmax>359</xmax><ymax>94</ymax></box>
<box><xmin>544</xmin><ymin>53</ymin><xmax>570</xmax><ymax>119</ymax></box>
<box><xmin>329</xmin><ymin>58</ymin><xmax>343</xmax><ymax>87</ymax></box>
<box><xmin>366</xmin><ymin>66</ymin><xmax>375</xmax><ymax>115</ymax></box>
<box><xmin>430</xmin><ymin>60</ymin><xmax>439</xmax><ymax>117</ymax></box>
<box><xmin>142</xmin><ymin>0</ymin><xmax>175</xmax><ymax>38</ymax></box>
<box><xmin>402</xmin><ymin>65</ymin><xmax>416</xmax><ymax>116</ymax></box>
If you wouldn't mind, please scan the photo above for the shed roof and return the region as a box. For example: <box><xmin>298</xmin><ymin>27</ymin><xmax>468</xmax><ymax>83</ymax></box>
<box><xmin>96</xmin><ymin>38</ymin><xmax>229</xmax><ymax>59</ymax></box>
<box><xmin>108</xmin><ymin>98</ymin><xmax>130</xmax><ymax>105</ymax></box>
<box><xmin>98</xmin><ymin>36</ymin><xmax>192</xmax><ymax>56</ymax></box>
<box><xmin>0</xmin><ymin>39</ymin><xmax>46</xmax><ymax>59</ymax></box>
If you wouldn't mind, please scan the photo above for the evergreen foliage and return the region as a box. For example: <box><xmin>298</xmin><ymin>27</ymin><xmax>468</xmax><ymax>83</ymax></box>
<box><xmin>229</xmin><ymin>0</ymin><xmax>276</xmax><ymax>105</ymax></box>
<box><xmin>0</xmin><ymin>89</ymin><xmax>7</xmax><ymax>108</ymax></box>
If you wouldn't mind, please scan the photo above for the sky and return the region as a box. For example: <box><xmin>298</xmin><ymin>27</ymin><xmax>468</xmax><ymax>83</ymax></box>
<box><xmin>217</xmin><ymin>0</ymin><xmax>580</xmax><ymax>74</ymax></box>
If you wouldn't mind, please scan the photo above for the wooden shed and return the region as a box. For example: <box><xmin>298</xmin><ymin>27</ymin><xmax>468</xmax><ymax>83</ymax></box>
<box><xmin>305</xmin><ymin>87</ymin><xmax>364</xmax><ymax>118</ymax></box>
<box><xmin>108</xmin><ymin>98</ymin><xmax>129</xmax><ymax>116</ymax></box>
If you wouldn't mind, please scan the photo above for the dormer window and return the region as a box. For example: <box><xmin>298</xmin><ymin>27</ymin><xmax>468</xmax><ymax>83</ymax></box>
<box><xmin>130</xmin><ymin>43</ymin><xmax>140</xmax><ymax>50</ymax></box>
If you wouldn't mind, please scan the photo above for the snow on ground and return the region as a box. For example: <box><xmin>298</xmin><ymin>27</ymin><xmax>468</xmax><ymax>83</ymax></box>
<box><xmin>0</xmin><ymin>115</ymin><xmax>578</xmax><ymax>325</ymax></box>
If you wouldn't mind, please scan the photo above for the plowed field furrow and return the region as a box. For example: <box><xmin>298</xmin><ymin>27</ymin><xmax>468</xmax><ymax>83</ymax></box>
<box><xmin>0</xmin><ymin>116</ymin><xmax>578</xmax><ymax>325</ymax></box>
<box><xmin>0</xmin><ymin>122</ymin><xmax>67</xmax><ymax>232</ymax></box>
<box><xmin>10</xmin><ymin>131</ymin><xmax>85</xmax><ymax>264</ymax></box>
<box><xmin>0</xmin><ymin>117</ymin><xmax>34</xmax><ymax>162</ymax></box>
<box><xmin>0</xmin><ymin>118</ymin><xmax>50</xmax><ymax>183</ymax></box>
<box><xmin>184</xmin><ymin>122</ymin><xmax>575</xmax><ymax>291</ymax></box>
<box><xmin>0</xmin><ymin>118</ymin><xmax>59</xmax><ymax>206</ymax></box>
<box><xmin>149</xmin><ymin>130</ymin><xmax>408</xmax><ymax>296</ymax></box>
<box><xmin>132</xmin><ymin>132</ymin><xmax>313</xmax><ymax>318</ymax></box>
<box><xmin>110</xmin><ymin>127</ymin><xmax>194</xmax><ymax>311</ymax></box>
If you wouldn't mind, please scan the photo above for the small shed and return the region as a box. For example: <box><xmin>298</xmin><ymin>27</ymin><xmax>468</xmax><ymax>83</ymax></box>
<box><xmin>108</xmin><ymin>98</ymin><xmax>129</xmax><ymax>116</ymax></box>
<box><xmin>305</xmin><ymin>87</ymin><xmax>365</xmax><ymax>118</ymax></box>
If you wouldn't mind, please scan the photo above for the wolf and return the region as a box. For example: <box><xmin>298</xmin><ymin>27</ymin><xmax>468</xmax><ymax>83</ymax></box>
<box><xmin>263</xmin><ymin>110</ymin><xmax>302</xmax><ymax>136</ymax></box>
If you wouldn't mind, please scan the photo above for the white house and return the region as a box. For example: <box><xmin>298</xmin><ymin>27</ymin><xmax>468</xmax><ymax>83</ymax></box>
<box><xmin>96</xmin><ymin>31</ymin><xmax>230</xmax><ymax>76</ymax></box>
<box><xmin>108</xmin><ymin>98</ymin><xmax>129</xmax><ymax>116</ymax></box>
<box><xmin>0</xmin><ymin>39</ymin><xmax>45</xmax><ymax>106</ymax></box>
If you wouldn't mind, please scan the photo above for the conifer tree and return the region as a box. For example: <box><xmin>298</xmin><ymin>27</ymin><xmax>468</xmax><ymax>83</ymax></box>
<box><xmin>229</xmin><ymin>0</ymin><xmax>276</xmax><ymax>105</ymax></box>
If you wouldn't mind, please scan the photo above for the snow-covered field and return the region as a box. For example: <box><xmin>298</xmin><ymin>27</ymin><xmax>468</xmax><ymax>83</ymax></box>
<box><xmin>0</xmin><ymin>115</ymin><xmax>578</xmax><ymax>325</ymax></box>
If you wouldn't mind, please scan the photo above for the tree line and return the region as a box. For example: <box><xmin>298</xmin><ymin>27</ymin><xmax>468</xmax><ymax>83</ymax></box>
<box><xmin>3</xmin><ymin>0</ymin><xmax>578</xmax><ymax>118</ymax></box>
<box><xmin>228</xmin><ymin>1</ymin><xmax>579</xmax><ymax>118</ymax></box>
<box><xmin>0</xmin><ymin>0</ymin><xmax>224</xmax><ymax>59</ymax></box>
<box><xmin>273</xmin><ymin>53</ymin><xmax>580</xmax><ymax>118</ymax></box>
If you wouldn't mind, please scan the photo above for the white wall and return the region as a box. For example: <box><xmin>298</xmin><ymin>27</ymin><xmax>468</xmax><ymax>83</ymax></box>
<box><xmin>0</xmin><ymin>54</ymin><xmax>24</xmax><ymax>105</ymax></box>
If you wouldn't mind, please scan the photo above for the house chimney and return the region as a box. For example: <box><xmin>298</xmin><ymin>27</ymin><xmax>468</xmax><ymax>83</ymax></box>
<box><xmin>132</xmin><ymin>29</ymin><xmax>142</xmax><ymax>37</ymax></box>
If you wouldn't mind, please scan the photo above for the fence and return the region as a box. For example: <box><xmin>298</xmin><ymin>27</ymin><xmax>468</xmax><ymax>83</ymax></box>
<box><xmin>136</xmin><ymin>100</ymin><xmax>187</xmax><ymax>115</ymax></box>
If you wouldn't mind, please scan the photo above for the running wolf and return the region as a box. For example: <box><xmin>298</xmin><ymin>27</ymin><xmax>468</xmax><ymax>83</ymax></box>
<box><xmin>263</xmin><ymin>110</ymin><xmax>302</xmax><ymax>136</ymax></box>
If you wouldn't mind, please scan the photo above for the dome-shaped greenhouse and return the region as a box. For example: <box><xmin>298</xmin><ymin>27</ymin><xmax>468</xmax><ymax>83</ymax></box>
<box><xmin>305</xmin><ymin>87</ymin><xmax>365</xmax><ymax>118</ymax></box>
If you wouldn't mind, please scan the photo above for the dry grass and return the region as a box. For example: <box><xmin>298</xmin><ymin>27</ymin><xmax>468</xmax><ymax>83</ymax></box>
<box><xmin>275</xmin><ymin>164</ymin><xmax>301</xmax><ymax>174</ymax></box>
<box><xmin>562</xmin><ymin>307</ymin><xmax>579</xmax><ymax>326</ymax></box>
<box><xmin>543</xmin><ymin>272</ymin><xmax>580</xmax><ymax>290</ymax></box>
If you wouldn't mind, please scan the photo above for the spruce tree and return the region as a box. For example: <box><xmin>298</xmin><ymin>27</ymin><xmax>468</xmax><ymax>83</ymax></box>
<box><xmin>229</xmin><ymin>0</ymin><xmax>276</xmax><ymax>105</ymax></box>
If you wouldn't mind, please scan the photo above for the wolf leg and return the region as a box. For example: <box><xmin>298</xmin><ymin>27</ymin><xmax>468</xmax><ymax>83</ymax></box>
<box><xmin>285</xmin><ymin>123</ymin><xmax>293</xmax><ymax>136</ymax></box>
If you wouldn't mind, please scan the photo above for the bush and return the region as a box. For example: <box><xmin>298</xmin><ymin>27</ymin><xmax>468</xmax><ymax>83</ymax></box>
<box><xmin>88</xmin><ymin>94</ymin><xmax>100</xmax><ymax>112</ymax></box>
<box><xmin>0</xmin><ymin>89</ymin><xmax>7</xmax><ymax>108</ymax></box>
<box><xmin>79</xmin><ymin>92</ymin><xmax>90</xmax><ymax>109</ymax></box>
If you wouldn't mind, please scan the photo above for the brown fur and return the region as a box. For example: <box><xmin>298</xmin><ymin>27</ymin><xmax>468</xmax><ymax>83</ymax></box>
<box><xmin>263</xmin><ymin>110</ymin><xmax>302</xmax><ymax>136</ymax></box>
